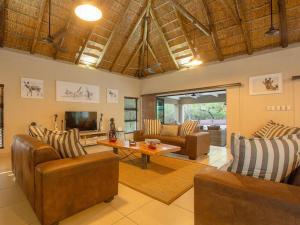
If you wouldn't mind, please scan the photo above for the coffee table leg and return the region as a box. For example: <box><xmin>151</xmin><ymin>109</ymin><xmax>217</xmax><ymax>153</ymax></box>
<box><xmin>147</xmin><ymin>155</ymin><xmax>150</xmax><ymax>163</ymax></box>
<box><xmin>141</xmin><ymin>154</ymin><xmax>148</xmax><ymax>169</ymax></box>
<box><xmin>113</xmin><ymin>147</ymin><xmax>118</xmax><ymax>154</ymax></box>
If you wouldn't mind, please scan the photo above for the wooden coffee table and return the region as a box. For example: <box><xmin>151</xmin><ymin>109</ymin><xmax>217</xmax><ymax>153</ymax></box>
<box><xmin>97</xmin><ymin>140</ymin><xmax>181</xmax><ymax>169</ymax></box>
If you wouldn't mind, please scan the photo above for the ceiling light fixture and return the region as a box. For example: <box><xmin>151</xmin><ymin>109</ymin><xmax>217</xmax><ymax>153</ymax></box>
<box><xmin>75</xmin><ymin>1</ymin><xmax>102</xmax><ymax>22</ymax></box>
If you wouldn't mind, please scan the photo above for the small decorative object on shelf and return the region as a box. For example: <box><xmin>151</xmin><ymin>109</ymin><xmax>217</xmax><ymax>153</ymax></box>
<box><xmin>54</xmin><ymin>114</ymin><xmax>58</xmax><ymax>130</ymax></box>
<box><xmin>98</xmin><ymin>113</ymin><xmax>103</xmax><ymax>132</ymax></box>
<box><xmin>108</xmin><ymin>118</ymin><xmax>117</xmax><ymax>142</ymax></box>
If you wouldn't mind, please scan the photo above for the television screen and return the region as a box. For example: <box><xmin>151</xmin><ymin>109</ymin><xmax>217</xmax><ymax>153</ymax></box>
<box><xmin>65</xmin><ymin>111</ymin><xmax>97</xmax><ymax>131</ymax></box>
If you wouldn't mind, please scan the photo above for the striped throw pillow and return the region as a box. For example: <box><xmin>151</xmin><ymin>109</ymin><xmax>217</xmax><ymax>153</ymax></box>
<box><xmin>144</xmin><ymin>119</ymin><xmax>161</xmax><ymax>135</ymax></box>
<box><xmin>228</xmin><ymin>133</ymin><xmax>300</xmax><ymax>183</ymax></box>
<box><xmin>44</xmin><ymin>128</ymin><xmax>87</xmax><ymax>158</ymax></box>
<box><xmin>29</xmin><ymin>125</ymin><xmax>45</xmax><ymax>141</ymax></box>
<box><xmin>253</xmin><ymin>120</ymin><xmax>275</xmax><ymax>138</ymax></box>
<box><xmin>180</xmin><ymin>120</ymin><xmax>198</xmax><ymax>137</ymax></box>
<box><xmin>265</xmin><ymin>123</ymin><xmax>300</xmax><ymax>139</ymax></box>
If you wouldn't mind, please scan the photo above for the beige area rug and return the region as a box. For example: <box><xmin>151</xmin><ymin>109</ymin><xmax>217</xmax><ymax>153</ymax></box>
<box><xmin>119</xmin><ymin>154</ymin><xmax>207</xmax><ymax>204</ymax></box>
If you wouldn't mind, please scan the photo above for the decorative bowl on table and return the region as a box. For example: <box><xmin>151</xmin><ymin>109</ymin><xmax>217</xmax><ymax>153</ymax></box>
<box><xmin>109</xmin><ymin>137</ymin><xmax>117</xmax><ymax>143</ymax></box>
<box><xmin>148</xmin><ymin>142</ymin><xmax>157</xmax><ymax>150</ymax></box>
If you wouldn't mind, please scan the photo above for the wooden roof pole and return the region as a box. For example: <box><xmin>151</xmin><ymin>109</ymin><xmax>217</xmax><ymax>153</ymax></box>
<box><xmin>278</xmin><ymin>0</ymin><xmax>288</xmax><ymax>48</ymax></box>
<box><xmin>174</xmin><ymin>9</ymin><xmax>197</xmax><ymax>58</ymax></box>
<box><xmin>96</xmin><ymin>1</ymin><xmax>131</xmax><ymax>68</ymax></box>
<box><xmin>139</xmin><ymin>1</ymin><xmax>151</xmax><ymax>77</ymax></box>
<box><xmin>219</xmin><ymin>0</ymin><xmax>253</xmax><ymax>55</ymax></box>
<box><xmin>201</xmin><ymin>0</ymin><xmax>224</xmax><ymax>61</ymax></box>
<box><xmin>30</xmin><ymin>0</ymin><xmax>48</xmax><ymax>54</ymax></box>
<box><xmin>74</xmin><ymin>27</ymin><xmax>96</xmax><ymax>64</ymax></box>
<box><xmin>150</xmin><ymin>8</ymin><xmax>180</xmax><ymax>70</ymax></box>
<box><xmin>122</xmin><ymin>41</ymin><xmax>143</xmax><ymax>74</ymax></box>
<box><xmin>109</xmin><ymin>1</ymin><xmax>151</xmax><ymax>71</ymax></box>
<box><xmin>170</xmin><ymin>0</ymin><xmax>210</xmax><ymax>36</ymax></box>
<box><xmin>0</xmin><ymin>0</ymin><xmax>7</xmax><ymax>47</ymax></box>
<box><xmin>147</xmin><ymin>41</ymin><xmax>165</xmax><ymax>73</ymax></box>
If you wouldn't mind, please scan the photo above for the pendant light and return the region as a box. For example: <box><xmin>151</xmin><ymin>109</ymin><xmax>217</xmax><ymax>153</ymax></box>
<box><xmin>75</xmin><ymin>0</ymin><xmax>102</xmax><ymax>22</ymax></box>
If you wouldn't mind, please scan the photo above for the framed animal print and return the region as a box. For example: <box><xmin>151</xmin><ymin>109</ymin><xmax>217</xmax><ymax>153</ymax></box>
<box><xmin>249</xmin><ymin>73</ymin><xmax>283</xmax><ymax>95</ymax></box>
<box><xmin>21</xmin><ymin>78</ymin><xmax>44</xmax><ymax>99</ymax></box>
<box><xmin>107</xmin><ymin>88</ymin><xmax>119</xmax><ymax>103</ymax></box>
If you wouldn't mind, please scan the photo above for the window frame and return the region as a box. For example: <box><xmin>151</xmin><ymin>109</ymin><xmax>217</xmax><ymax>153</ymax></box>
<box><xmin>124</xmin><ymin>97</ymin><xmax>138</xmax><ymax>134</ymax></box>
<box><xmin>0</xmin><ymin>84</ymin><xmax>4</xmax><ymax>149</ymax></box>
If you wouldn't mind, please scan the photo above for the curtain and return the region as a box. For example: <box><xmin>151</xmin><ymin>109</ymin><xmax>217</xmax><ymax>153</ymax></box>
<box><xmin>0</xmin><ymin>85</ymin><xmax>3</xmax><ymax>148</ymax></box>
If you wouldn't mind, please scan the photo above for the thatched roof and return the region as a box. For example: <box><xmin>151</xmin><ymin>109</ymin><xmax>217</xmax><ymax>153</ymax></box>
<box><xmin>0</xmin><ymin>0</ymin><xmax>299</xmax><ymax>78</ymax></box>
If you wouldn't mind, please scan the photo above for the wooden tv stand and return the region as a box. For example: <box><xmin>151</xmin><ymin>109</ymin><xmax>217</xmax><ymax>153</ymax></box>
<box><xmin>80</xmin><ymin>131</ymin><xmax>107</xmax><ymax>147</ymax></box>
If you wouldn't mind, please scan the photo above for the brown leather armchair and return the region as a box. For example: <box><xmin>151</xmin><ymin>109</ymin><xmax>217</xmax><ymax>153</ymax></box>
<box><xmin>194</xmin><ymin>166</ymin><xmax>300</xmax><ymax>225</ymax></box>
<box><xmin>12</xmin><ymin>135</ymin><xmax>119</xmax><ymax>225</ymax></box>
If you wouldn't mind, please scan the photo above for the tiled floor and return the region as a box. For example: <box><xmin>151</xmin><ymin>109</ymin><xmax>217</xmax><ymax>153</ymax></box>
<box><xmin>0</xmin><ymin>146</ymin><xmax>230</xmax><ymax>225</ymax></box>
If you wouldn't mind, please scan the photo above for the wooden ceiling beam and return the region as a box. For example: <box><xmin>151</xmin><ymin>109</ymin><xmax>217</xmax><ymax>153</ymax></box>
<box><xmin>170</xmin><ymin>0</ymin><xmax>211</xmax><ymax>36</ymax></box>
<box><xmin>30</xmin><ymin>0</ymin><xmax>47</xmax><ymax>54</ymax></box>
<box><xmin>0</xmin><ymin>0</ymin><xmax>7</xmax><ymax>47</ymax></box>
<box><xmin>53</xmin><ymin>17</ymin><xmax>72</xmax><ymax>59</ymax></box>
<box><xmin>278</xmin><ymin>0</ymin><xmax>288</xmax><ymax>48</ymax></box>
<box><xmin>139</xmin><ymin>5</ymin><xmax>151</xmax><ymax>77</ymax></box>
<box><xmin>201</xmin><ymin>0</ymin><xmax>224</xmax><ymax>61</ymax></box>
<box><xmin>219</xmin><ymin>0</ymin><xmax>253</xmax><ymax>55</ymax></box>
<box><xmin>147</xmin><ymin>41</ymin><xmax>165</xmax><ymax>73</ymax></box>
<box><xmin>150</xmin><ymin>8</ymin><xmax>180</xmax><ymax>70</ymax></box>
<box><xmin>109</xmin><ymin>0</ymin><xmax>152</xmax><ymax>71</ymax></box>
<box><xmin>96</xmin><ymin>1</ymin><xmax>132</xmax><ymax>68</ymax></box>
<box><xmin>122</xmin><ymin>41</ymin><xmax>143</xmax><ymax>74</ymax></box>
<box><xmin>74</xmin><ymin>27</ymin><xmax>95</xmax><ymax>64</ymax></box>
<box><xmin>173</xmin><ymin>9</ymin><xmax>197</xmax><ymax>58</ymax></box>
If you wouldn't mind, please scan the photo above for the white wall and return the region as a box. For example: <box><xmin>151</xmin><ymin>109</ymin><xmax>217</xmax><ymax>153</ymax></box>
<box><xmin>0</xmin><ymin>49</ymin><xmax>141</xmax><ymax>152</ymax></box>
<box><xmin>141</xmin><ymin>44</ymin><xmax>300</xmax><ymax>142</ymax></box>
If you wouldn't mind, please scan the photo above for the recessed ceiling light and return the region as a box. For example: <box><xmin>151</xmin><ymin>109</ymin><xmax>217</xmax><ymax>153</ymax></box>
<box><xmin>75</xmin><ymin>4</ymin><xmax>102</xmax><ymax>22</ymax></box>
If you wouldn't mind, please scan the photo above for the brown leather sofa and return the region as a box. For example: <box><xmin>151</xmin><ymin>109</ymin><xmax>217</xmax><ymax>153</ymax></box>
<box><xmin>194</xmin><ymin>166</ymin><xmax>300</xmax><ymax>225</ymax></box>
<box><xmin>11</xmin><ymin>135</ymin><xmax>119</xmax><ymax>225</ymax></box>
<box><xmin>134</xmin><ymin>129</ymin><xmax>210</xmax><ymax>160</ymax></box>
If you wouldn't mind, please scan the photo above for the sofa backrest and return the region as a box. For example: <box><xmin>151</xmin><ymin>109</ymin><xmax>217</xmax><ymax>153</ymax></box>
<box><xmin>11</xmin><ymin>135</ymin><xmax>60</xmax><ymax>208</ymax></box>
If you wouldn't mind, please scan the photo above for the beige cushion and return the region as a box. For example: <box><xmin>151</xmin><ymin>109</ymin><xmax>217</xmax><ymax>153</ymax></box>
<box><xmin>160</xmin><ymin>125</ymin><xmax>179</xmax><ymax>136</ymax></box>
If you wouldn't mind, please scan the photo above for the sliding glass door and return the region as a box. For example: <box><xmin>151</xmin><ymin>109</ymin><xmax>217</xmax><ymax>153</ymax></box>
<box><xmin>0</xmin><ymin>85</ymin><xmax>3</xmax><ymax>149</ymax></box>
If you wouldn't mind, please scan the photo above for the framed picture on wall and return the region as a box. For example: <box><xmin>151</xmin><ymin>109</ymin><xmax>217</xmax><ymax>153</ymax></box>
<box><xmin>249</xmin><ymin>73</ymin><xmax>283</xmax><ymax>95</ymax></box>
<box><xmin>107</xmin><ymin>88</ymin><xmax>119</xmax><ymax>103</ymax></box>
<box><xmin>21</xmin><ymin>77</ymin><xmax>44</xmax><ymax>99</ymax></box>
<box><xmin>56</xmin><ymin>81</ymin><xmax>99</xmax><ymax>103</ymax></box>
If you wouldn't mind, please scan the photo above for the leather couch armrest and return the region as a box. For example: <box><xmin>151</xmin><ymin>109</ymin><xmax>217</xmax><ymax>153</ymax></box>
<box><xmin>186</xmin><ymin>132</ymin><xmax>210</xmax><ymax>160</ymax></box>
<box><xmin>194</xmin><ymin>166</ymin><xmax>300</xmax><ymax>225</ymax></box>
<box><xmin>35</xmin><ymin>152</ymin><xmax>119</xmax><ymax>225</ymax></box>
<box><xmin>133</xmin><ymin>130</ymin><xmax>144</xmax><ymax>142</ymax></box>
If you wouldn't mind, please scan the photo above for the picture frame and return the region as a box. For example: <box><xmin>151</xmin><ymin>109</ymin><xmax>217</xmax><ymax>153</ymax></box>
<box><xmin>56</xmin><ymin>81</ymin><xmax>99</xmax><ymax>103</ymax></box>
<box><xmin>249</xmin><ymin>73</ymin><xmax>283</xmax><ymax>95</ymax></box>
<box><xmin>107</xmin><ymin>88</ymin><xmax>119</xmax><ymax>103</ymax></box>
<box><xmin>21</xmin><ymin>78</ymin><xmax>44</xmax><ymax>99</ymax></box>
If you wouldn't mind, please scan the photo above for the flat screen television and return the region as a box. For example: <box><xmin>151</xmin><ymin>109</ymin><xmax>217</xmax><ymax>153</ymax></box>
<box><xmin>65</xmin><ymin>111</ymin><xmax>97</xmax><ymax>131</ymax></box>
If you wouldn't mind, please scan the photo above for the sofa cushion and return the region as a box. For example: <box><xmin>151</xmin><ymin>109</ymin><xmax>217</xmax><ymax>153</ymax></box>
<box><xmin>253</xmin><ymin>120</ymin><xmax>275</xmax><ymax>138</ymax></box>
<box><xmin>29</xmin><ymin>125</ymin><xmax>45</xmax><ymax>141</ymax></box>
<box><xmin>144</xmin><ymin>119</ymin><xmax>161</xmax><ymax>135</ymax></box>
<box><xmin>265</xmin><ymin>123</ymin><xmax>300</xmax><ymax>139</ymax></box>
<box><xmin>158</xmin><ymin>136</ymin><xmax>186</xmax><ymax>149</ymax></box>
<box><xmin>44</xmin><ymin>128</ymin><xmax>87</xmax><ymax>158</ymax></box>
<box><xmin>179</xmin><ymin>120</ymin><xmax>198</xmax><ymax>136</ymax></box>
<box><xmin>228</xmin><ymin>133</ymin><xmax>300</xmax><ymax>183</ymax></box>
<box><xmin>160</xmin><ymin>125</ymin><xmax>179</xmax><ymax>137</ymax></box>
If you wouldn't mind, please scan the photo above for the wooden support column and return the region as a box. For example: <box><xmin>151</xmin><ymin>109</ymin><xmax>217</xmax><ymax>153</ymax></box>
<box><xmin>150</xmin><ymin>8</ymin><xmax>180</xmax><ymax>70</ymax></box>
<box><xmin>147</xmin><ymin>41</ymin><xmax>165</xmax><ymax>73</ymax></box>
<box><xmin>122</xmin><ymin>41</ymin><xmax>143</xmax><ymax>74</ymax></box>
<box><xmin>202</xmin><ymin>0</ymin><xmax>224</xmax><ymax>61</ymax></box>
<box><xmin>278</xmin><ymin>0</ymin><xmax>288</xmax><ymax>48</ymax></box>
<box><xmin>31</xmin><ymin>0</ymin><xmax>47</xmax><ymax>54</ymax></box>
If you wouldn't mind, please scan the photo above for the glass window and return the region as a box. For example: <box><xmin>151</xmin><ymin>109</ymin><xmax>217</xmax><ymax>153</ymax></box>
<box><xmin>0</xmin><ymin>85</ymin><xmax>3</xmax><ymax>149</ymax></box>
<box><xmin>124</xmin><ymin>97</ymin><xmax>138</xmax><ymax>133</ymax></box>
